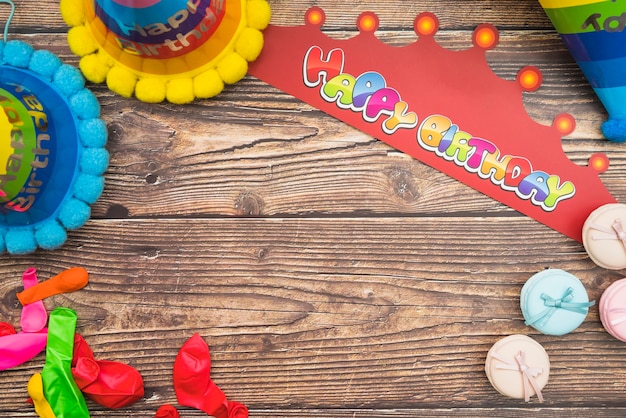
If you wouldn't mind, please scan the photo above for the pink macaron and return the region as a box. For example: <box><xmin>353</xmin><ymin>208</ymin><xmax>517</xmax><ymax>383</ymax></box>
<box><xmin>599</xmin><ymin>278</ymin><xmax>626</xmax><ymax>342</ymax></box>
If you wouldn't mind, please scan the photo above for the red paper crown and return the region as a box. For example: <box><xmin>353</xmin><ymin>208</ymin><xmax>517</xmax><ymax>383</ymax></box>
<box><xmin>249</xmin><ymin>8</ymin><xmax>617</xmax><ymax>242</ymax></box>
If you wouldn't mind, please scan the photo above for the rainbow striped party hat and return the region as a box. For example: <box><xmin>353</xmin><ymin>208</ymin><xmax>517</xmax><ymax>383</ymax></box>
<box><xmin>0</xmin><ymin>0</ymin><xmax>108</xmax><ymax>254</ymax></box>
<box><xmin>60</xmin><ymin>0</ymin><xmax>271</xmax><ymax>104</ymax></box>
<box><xmin>539</xmin><ymin>0</ymin><xmax>626</xmax><ymax>142</ymax></box>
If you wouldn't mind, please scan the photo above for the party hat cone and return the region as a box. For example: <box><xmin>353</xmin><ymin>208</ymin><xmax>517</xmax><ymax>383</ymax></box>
<box><xmin>0</xmin><ymin>2</ymin><xmax>108</xmax><ymax>254</ymax></box>
<box><xmin>539</xmin><ymin>0</ymin><xmax>626</xmax><ymax>142</ymax></box>
<box><xmin>60</xmin><ymin>0</ymin><xmax>271</xmax><ymax>104</ymax></box>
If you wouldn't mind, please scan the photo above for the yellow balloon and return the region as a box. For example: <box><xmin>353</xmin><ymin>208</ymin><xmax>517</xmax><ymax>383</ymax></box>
<box><xmin>27</xmin><ymin>374</ymin><xmax>57</xmax><ymax>418</ymax></box>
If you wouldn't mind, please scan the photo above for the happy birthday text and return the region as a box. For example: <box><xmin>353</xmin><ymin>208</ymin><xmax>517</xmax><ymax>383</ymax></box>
<box><xmin>303</xmin><ymin>46</ymin><xmax>576</xmax><ymax>211</ymax></box>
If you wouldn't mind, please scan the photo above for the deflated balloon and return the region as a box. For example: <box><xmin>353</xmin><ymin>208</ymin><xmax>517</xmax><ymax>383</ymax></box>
<box><xmin>28</xmin><ymin>373</ymin><xmax>57</xmax><ymax>418</ymax></box>
<box><xmin>17</xmin><ymin>267</ymin><xmax>88</xmax><ymax>306</ymax></box>
<box><xmin>71</xmin><ymin>334</ymin><xmax>144</xmax><ymax>409</ymax></box>
<box><xmin>41</xmin><ymin>307</ymin><xmax>89</xmax><ymax>418</ymax></box>
<box><xmin>0</xmin><ymin>322</ymin><xmax>16</xmax><ymax>336</ymax></box>
<box><xmin>20</xmin><ymin>268</ymin><xmax>48</xmax><ymax>333</ymax></box>
<box><xmin>154</xmin><ymin>404</ymin><xmax>180</xmax><ymax>418</ymax></box>
<box><xmin>0</xmin><ymin>329</ymin><xmax>47</xmax><ymax>371</ymax></box>
<box><xmin>173</xmin><ymin>333</ymin><xmax>248</xmax><ymax>418</ymax></box>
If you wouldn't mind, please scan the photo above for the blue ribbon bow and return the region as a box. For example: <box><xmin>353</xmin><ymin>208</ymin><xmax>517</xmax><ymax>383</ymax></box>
<box><xmin>525</xmin><ymin>287</ymin><xmax>595</xmax><ymax>327</ymax></box>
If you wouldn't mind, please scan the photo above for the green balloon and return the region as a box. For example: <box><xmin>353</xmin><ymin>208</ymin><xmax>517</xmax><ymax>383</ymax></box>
<box><xmin>41</xmin><ymin>307</ymin><xmax>89</xmax><ymax>418</ymax></box>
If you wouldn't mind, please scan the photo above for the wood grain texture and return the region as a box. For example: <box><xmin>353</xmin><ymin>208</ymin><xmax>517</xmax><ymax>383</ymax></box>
<box><xmin>1</xmin><ymin>0</ymin><xmax>626</xmax><ymax>417</ymax></box>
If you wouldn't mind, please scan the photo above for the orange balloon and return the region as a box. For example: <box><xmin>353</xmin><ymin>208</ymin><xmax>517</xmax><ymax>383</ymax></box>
<box><xmin>17</xmin><ymin>267</ymin><xmax>89</xmax><ymax>305</ymax></box>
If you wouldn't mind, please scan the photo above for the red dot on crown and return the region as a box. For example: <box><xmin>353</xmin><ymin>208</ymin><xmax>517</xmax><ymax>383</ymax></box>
<box><xmin>473</xmin><ymin>24</ymin><xmax>499</xmax><ymax>49</ymax></box>
<box><xmin>553</xmin><ymin>113</ymin><xmax>576</xmax><ymax>136</ymax></box>
<box><xmin>414</xmin><ymin>12</ymin><xmax>439</xmax><ymax>36</ymax></box>
<box><xmin>517</xmin><ymin>66</ymin><xmax>543</xmax><ymax>92</ymax></box>
<box><xmin>358</xmin><ymin>12</ymin><xmax>379</xmax><ymax>33</ymax></box>
<box><xmin>588</xmin><ymin>153</ymin><xmax>610</xmax><ymax>173</ymax></box>
<box><xmin>306</xmin><ymin>7</ymin><xmax>325</xmax><ymax>26</ymax></box>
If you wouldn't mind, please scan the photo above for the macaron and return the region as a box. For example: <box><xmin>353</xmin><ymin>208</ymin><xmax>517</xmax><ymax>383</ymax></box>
<box><xmin>520</xmin><ymin>269</ymin><xmax>594</xmax><ymax>336</ymax></box>
<box><xmin>485</xmin><ymin>334</ymin><xmax>549</xmax><ymax>402</ymax></box>
<box><xmin>599</xmin><ymin>278</ymin><xmax>626</xmax><ymax>342</ymax></box>
<box><xmin>582</xmin><ymin>203</ymin><xmax>626</xmax><ymax>270</ymax></box>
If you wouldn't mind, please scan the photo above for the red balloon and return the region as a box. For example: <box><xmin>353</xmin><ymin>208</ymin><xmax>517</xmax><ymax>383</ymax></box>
<box><xmin>154</xmin><ymin>404</ymin><xmax>180</xmax><ymax>418</ymax></box>
<box><xmin>71</xmin><ymin>334</ymin><xmax>144</xmax><ymax>409</ymax></box>
<box><xmin>173</xmin><ymin>333</ymin><xmax>248</xmax><ymax>418</ymax></box>
<box><xmin>0</xmin><ymin>322</ymin><xmax>16</xmax><ymax>337</ymax></box>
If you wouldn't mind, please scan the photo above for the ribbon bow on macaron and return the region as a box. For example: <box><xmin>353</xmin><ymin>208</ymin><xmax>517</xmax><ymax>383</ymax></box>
<box><xmin>490</xmin><ymin>350</ymin><xmax>544</xmax><ymax>402</ymax></box>
<box><xmin>613</xmin><ymin>219</ymin><xmax>626</xmax><ymax>245</ymax></box>
<box><xmin>590</xmin><ymin>218</ymin><xmax>626</xmax><ymax>247</ymax></box>
<box><xmin>608</xmin><ymin>308</ymin><xmax>626</xmax><ymax>327</ymax></box>
<box><xmin>525</xmin><ymin>287</ymin><xmax>595</xmax><ymax>327</ymax></box>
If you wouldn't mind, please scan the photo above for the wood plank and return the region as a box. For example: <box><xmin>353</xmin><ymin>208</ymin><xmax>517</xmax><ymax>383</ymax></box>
<box><xmin>0</xmin><ymin>31</ymin><xmax>618</xmax><ymax>220</ymax></box>
<box><xmin>2</xmin><ymin>0</ymin><xmax>625</xmax><ymax>417</ymax></box>
<box><xmin>0</xmin><ymin>1</ymin><xmax>556</xmax><ymax>32</ymax></box>
<box><xmin>0</xmin><ymin>32</ymin><xmax>626</xmax><ymax>222</ymax></box>
<box><xmin>1</xmin><ymin>218</ymin><xmax>625</xmax><ymax>416</ymax></box>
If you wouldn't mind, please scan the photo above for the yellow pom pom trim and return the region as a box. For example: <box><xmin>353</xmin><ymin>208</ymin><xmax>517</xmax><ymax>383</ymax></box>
<box><xmin>67</xmin><ymin>26</ymin><xmax>97</xmax><ymax>57</ymax></box>
<box><xmin>136</xmin><ymin>78</ymin><xmax>167</xmax><ymax>104</ymax></box>
<box><xmin>79</xmin><ymin>54</ymin><xmax>110</xmax><ymax>84</ymax></box>
<box><xmin>217</xmin><ymin>52</ymin><xmax>248</xmax><ymax>85</ymax></box>
<box><xmin>247</xmin><ymin>0</ymin><xmax>272</xmax><ymax>30</ymax></box>
<box><xmin>107</xmin><ymin>66</ymin><xmax>137</xmax><ymax>98</ymax></box>
<box><xmin>166</xmin><ymin>78</ymin><xmax>195</xmax><ymax>104</ymax></box>
<box><xmin>194</xmin><ymin>69</ymin><xmax>224</xmax><ymax>99</ymax></box>
<box><xmin>62</xmin><ymin>0</ymin><xmax>271</xmax><ymax>103</ymax></box>
<box><xmin>60</xmin><ymin>0</ymin><xmax>84</xmax><ymax>27</ymax></box>
<box><xmin>236</xmin><ymin>28</ymin><xmax>264</xmax><ymax>62</ymax></box>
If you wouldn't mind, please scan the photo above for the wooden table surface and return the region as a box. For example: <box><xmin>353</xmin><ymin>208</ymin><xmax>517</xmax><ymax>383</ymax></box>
<box><xmin>2</xmin><ymin>0</ymin><xmax>626</xmax><ymax>417</ymax></box>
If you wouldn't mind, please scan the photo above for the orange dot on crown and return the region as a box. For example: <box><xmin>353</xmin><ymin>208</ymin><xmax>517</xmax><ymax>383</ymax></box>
<box><xmin>589</xmin><ymin>153</ymin><xmax>610</xmax><ymax>173</ymax></box>
<box><xmin>415</xmin><ymin>12</ymin><xmax>438</xmax><ymax>36</ymax></box>
<box><xmin>306</xmin><ymin>7</ymin><xmax>325</xmax><ymax>26</ymax></box>
<box><xmin>473</xmin><ymin>24</ymin><xmax>498</xmax><ymax>49</ymax></box>
<box><xmin>553</xmin><ymin>113</ymin><xmax>576</xmax><ymax>135</ymax></box>
<box><xmin>358</xmin><ymin>12</ymin><xmax>379</xmax><ymax>32</ymax></box>
<box><xmin>517</xmin><ymin>66</ymin><xmax>542</xmax><ymax>92</ymax></box>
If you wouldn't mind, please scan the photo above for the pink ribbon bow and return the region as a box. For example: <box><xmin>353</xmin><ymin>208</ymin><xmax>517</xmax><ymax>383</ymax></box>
<box><xmin>591</xmin><ymin>218</ymin><xmax>626</xmax><ymax>247</ymax></box>
<box><xmin>609</xmin><ymin>308</ymin><xmax>626</xmax><ymax>327</ymax></box>
<box><xmin>491</xmin><ymin>350</ymin><xmax>544</xmax><ymax>402</ymax></box>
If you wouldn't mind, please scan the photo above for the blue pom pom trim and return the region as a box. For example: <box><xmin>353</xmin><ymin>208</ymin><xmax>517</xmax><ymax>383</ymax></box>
<box><xmin>2</xmin><ymin>39</ymin><xmax>33</xmax><ymax>68</ymax></box>
<box><xmin>29</xmin><ymin>49</ymin><xmax>62</xmax><ymax>81</ymax></box>
<box><xmin>0</xmin><ymin>40</ymin><xmax>108</xmax><ymax>254</ymax></box>
<box><xmin>602</xmin><ymin>118</ymin><xmax>626</xmax><ymax>143</ymax></box>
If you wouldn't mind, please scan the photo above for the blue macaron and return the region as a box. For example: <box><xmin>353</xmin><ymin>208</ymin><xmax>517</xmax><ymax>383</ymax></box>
<box><xmin>520</xmin><ymin>269</ymin><xmax>595</xmax><ymax>336</ymax></box>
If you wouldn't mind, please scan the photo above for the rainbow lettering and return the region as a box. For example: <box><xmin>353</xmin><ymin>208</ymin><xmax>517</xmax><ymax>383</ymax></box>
<box><xmin>0</xmin><ymin>84</ymin><xmax>52</xmax><ymax>213</ymax></box>
<box><xmin>303</xmin><ymin>46</ymin><xmax>576</xmax><ymax>211</ymax></box>
<box><xmin>418</xmin><ymin>115</ymin><xmax>575</xmax><ymax>211</ymax></box>
<box><xmin>303</xmin><ymin>46</ymin><xmax>418</xmax><ymax>135</ymax></box>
